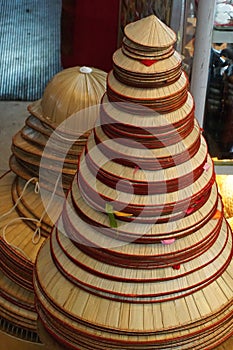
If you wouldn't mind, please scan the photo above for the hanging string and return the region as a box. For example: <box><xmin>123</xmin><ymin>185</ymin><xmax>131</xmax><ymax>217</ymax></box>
<box><xmin>0</xmin><ymin>177</ymin><xmax>39</xmax><ymax>220</ymax></box>
<box><xmin>1</xmin><ymin>173</ymin><xmax>61</xmax><ymax>257</ymax></box>
<box><xmin>31</xmin><ymin>173</ymin><xmax>61</xmax><ymax>244</ymax></box>
<box><xmin>34</xmin><ymin>181</ymin><xmax>40</xmax><ymax>194</ymax></box>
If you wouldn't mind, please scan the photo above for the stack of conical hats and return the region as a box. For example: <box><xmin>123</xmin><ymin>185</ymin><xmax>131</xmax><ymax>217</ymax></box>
<box><xmin>34</xmin><ymin>182</ymin><xmax>233</xmax><ymax>350</ymax></box>
<box><xmin>34</xmin><ymin>15</ymin><xmax>233</xmax><ymax>349</ymax></box>
<box><xmin>110</xmin><ymin>15</ymin><xmax>187</xmax><ymax>112</ymax></box>
<box><xmin>117</xmin><ymin>15</ymin><xmax>180</xmax><ymax>88</ymax></box>
<box><xmin>0</xmin><ymin>171</ymin><xmax>44</xmax><ymax>343</ymax></box>
<box><xmin>0</xmin><ymin>66</ymin><xmax>107</xmax><ymax>344</ymax></box>
<box><xmin>6</xmin><ymin>66</ymin><xmax>107</xmax><ymax>242</ymax></box>
<box><xmin>10</xmin><ymin>66</ymin><xmax>107</xmax><ymax>192</ymax></box>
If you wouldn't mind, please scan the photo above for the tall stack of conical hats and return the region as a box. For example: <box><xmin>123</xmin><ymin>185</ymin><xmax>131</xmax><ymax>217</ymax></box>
<box><xmin>34</xmin><ymin>15</ymin><xmax>233</xmax><ymax>349</ymax></box>
<box><xmin>0</xmin><ymin>66</ymin><xmax>107</xmax><ymax>345</ymax></box>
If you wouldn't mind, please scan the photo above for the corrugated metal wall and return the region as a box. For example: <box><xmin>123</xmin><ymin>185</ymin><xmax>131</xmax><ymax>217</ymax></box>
<box><xmin>0</xmin><ymin>0</ymin><xmax>62</xmax><ymax>101</ymax></box>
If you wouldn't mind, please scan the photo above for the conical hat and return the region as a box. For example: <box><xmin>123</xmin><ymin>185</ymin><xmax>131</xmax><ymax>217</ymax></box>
<box><xmin>34</xmin><ymin>216</ymin><xmax>233</xmax><ymax>349</ymax></box>
<box><xmin>100</xmin><ymin>92</ymin><xmax>194</xmax><ymax>132</ymax></box>
<box><xmin>10</xmin><ymin>67</ymin><xmax>105</xmax><ymax>189</ymax></box>
<box><xmin>0</xmin><ymin>270</ymin><xmax>38</xmax><ymax>334</ymax></box>
<box><xmin>113</xmin><ymin>48</ymin><xmax>181</xmax><ymax>75</ymax></box>
<box><xmin>28</xmin><ymin>66</ymin><xmax>107</xmax><ymax>126</ymax></box>
<box><xmin>113</xmin><ymin>48</ymin><xmax>182</xmax><ymax>87</ymax></box>
<box><xmin>124</xmin><ymin>15</ymin><xmax>176</xmax><ymax>48</ymax></box>
<box><xmin>0</xmin><ymin>172</ymin><xmax>45</xmax><ymax>291</ymax></box>
<box><xmin>32</xmin><ymin>13</ymin><xmax>233</xmax><ymax>350</ymax></box>
<box><xmin>122</xmin><ymin>37</ymin><xmax>175</xmax><ymax>61</ymax></box>
<box><xmin>66</xmin><ymin>179</ymin><xmax>218</xmax><ymax>243</ymax></box>
<box><xmin>107</xmin><ymin>70</ymin><xmax>189</xmax><ymax>113</ymax></box>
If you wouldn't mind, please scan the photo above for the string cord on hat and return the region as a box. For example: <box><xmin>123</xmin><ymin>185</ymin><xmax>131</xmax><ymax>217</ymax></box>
<box><xmin>0</xmin><ymin>177</ymin><xmax>39</xmax><ymax>260</ymax></box>
<box><xmin>0</xmin><ymin>177</ymin><xmax>39</xmax><ymax>220</ymax></box>
<box><xmin>0</xmin><ymin>174</ymin><xmax>61</xmax><ymax>259</ymax></box>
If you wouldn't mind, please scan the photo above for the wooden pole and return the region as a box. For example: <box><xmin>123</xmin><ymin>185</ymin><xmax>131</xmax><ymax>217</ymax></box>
<box><xmin>190</xmin><ymin>0</ymin><xmax>216</xmax><ymax>126</ymax></box>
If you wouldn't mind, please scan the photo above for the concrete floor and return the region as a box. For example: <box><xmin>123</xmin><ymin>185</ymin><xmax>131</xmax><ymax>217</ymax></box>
<box><xmin>0</xmin><ymin>101</ymin><xmax>29</xmax><ymax>176</ymax></box>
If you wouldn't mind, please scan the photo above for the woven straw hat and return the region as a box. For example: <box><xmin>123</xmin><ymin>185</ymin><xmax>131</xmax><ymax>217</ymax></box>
<box><xmin>1</xmin><ymin>66</ymin><xmax>106</xmax><ymax>344</ymax></box>
<box><xmin>113</xmin><ymin>47</ymin><xmax>181</xmax><ymax>73</ymax></box>
<box><xmin>122</xmin><ymin>36</ymin><xmax>175</xmax><ymax>63</ymax></box>
<box><xmin>34</xmin><ymin>208</ymin><xmax>233</xmax><ymax>349</ymax></box>
<box><xmin>101</xmin><ymin>92</ymin><xmax>194</xmax><ymax>131</ymax></box>
<box><xmin>0</xmin><ymin>270</ymin><xmax>38</xmax><ymax>335</ymax></box>
<box><xmin>0</xmin><ymin>173</ymin><xmax>43</xmax><ymax>342</ymax></box>
<box><xmin>124</xmin><ymin>14</ymin><xmax>176</xmax><ymax>48</ymax></box>
<box><xmin>32</xmin><ymin>13</ymin><xmax>233</xmax><ymax>350</ymax></box>
<box><xmin>107</xmin><ymin>70</ymin><xmax>189</xmax><ymax>113</ymax></box>
<box><xmin>10</xmin><ymin>66</ymin><xmax>107</xmax><ymax>190</ymax></box>
<box><xmin>113</xmin><ymin>48</ymin><xmax>182</xmax><ymax>87</ymax></box>
<box><xmin>0</xmin><ymin>173</ymin><xmax>46</xmax><ymax>288</ymax></box>
<box><xmin>28</xmin><ymin>66</ymin><xmax>107</xmax><ymax>126</ymax></box>
<box><xmin>122</xmin><ymin>15</ymin><xmax>177</xmax><ymax>64</ymax></box>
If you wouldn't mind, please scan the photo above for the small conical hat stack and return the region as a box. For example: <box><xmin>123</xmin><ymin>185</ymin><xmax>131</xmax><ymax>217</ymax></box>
<box><xmin>108</xmin><ymin>16</ymin><xmax>188</xmax><ymax>114</ymax></box>
<box><xmin>0</xmin><ymin>66</ymin><xmax>107</xmax><ymax>344</ymax></box>
<box><xmin>116</xmin><ymin>15</ymin><xmax>180</xmax><ymax>88</ymax></box>
<box><xmin>34</xmin><ymin>15</ymin><xmax>233</xmax><ymax>349</ymax></box>
<box><xmin>122</xmin><ymin>15</ymin><xmax>176</xmax><ymax>61</ymax></box>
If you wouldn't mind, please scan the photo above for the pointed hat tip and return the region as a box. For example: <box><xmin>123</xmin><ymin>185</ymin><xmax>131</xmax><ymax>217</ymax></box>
<box><xmin>124</xmin><ymin>14</ymin><xmax>176</xmax><ymax>48</ymax></box>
